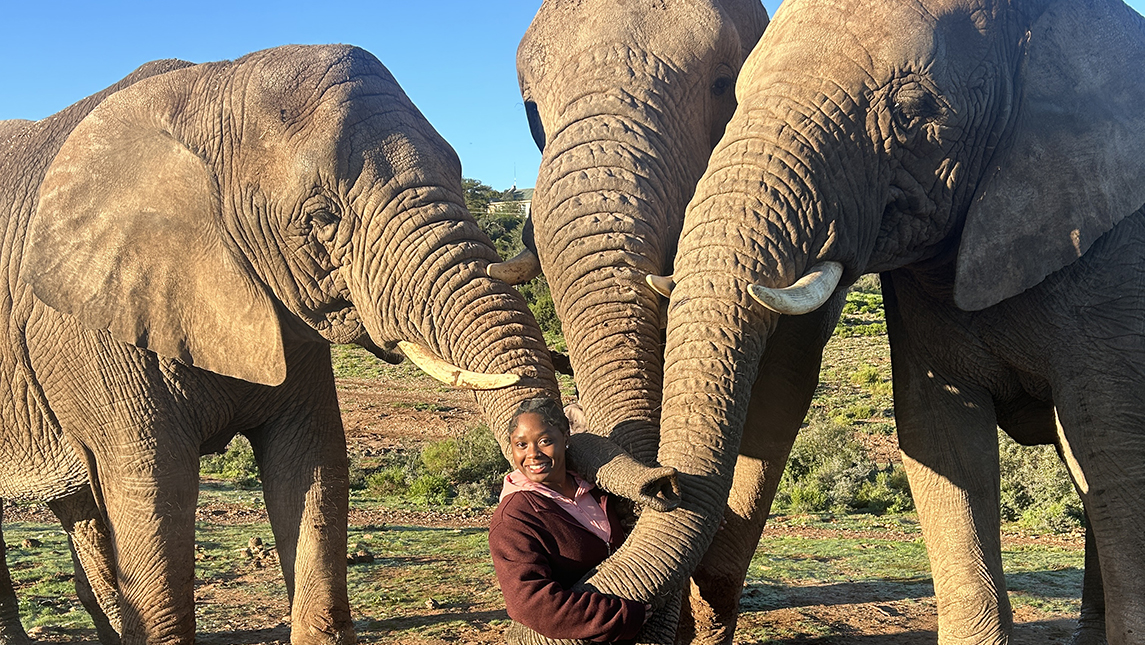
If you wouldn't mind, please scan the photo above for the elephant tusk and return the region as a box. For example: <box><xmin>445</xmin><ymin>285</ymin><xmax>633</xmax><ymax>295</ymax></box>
<box><xmin>487</xmin><ymin>248</ymin><xmax>542</xmax><ymax>286</ymax></box>
<box><xmin>749</xmin><ymin>261</ymin><xmax>844</xmax><ymax>315</ymax></box>
<box><xmin>645</xmin><ymin>273</ymin><xmax>675</xmax><ymax>298</ymax></box>
<box><xmin>396</xmin><ymin>341</ymin><xmax>522</xmax><ymax>390</ymax></box>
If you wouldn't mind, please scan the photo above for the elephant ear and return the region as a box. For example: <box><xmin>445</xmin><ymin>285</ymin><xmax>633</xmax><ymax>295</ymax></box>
<box><xmin>25</xmin><ymin>75</ymin><xmax>288</xmax><ymax>386</ymax></box>
<box><xmin>954</xmin><ymin>0</ymin><xmax>1145</xmax><ymax>311</ymax></box>
<box><xmin>718</xmin><ymin>0</ymin><xmax>770</xmax><ymax>61</ymax></box>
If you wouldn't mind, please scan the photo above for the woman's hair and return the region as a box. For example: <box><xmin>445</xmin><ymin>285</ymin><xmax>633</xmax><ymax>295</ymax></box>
<box><xmin>508</xmin><ymin>397</ymin><xmax>569</xmax><ymax>437</ymax></box>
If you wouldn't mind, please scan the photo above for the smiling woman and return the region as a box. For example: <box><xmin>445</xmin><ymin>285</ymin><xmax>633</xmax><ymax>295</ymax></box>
<box><xmin>489</xmin><ymin>398</ymin><xmax>650</xmax><ymax>643</ymax></box>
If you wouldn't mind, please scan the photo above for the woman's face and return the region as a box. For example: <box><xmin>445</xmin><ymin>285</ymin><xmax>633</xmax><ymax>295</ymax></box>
<box><xmin>510</xmin><ymin>411</ymin><xmax>568</xmax><ymax>490</ymax></box>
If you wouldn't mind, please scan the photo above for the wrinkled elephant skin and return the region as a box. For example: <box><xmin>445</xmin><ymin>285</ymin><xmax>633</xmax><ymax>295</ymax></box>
<box><xmin>3</xmin><ymin>45</ymin><xmax>566</xmax><ymax>645</ymax></box>
<box><xmin>513</xmin><ymin>3</ymin><xmax>787</xmax><ymax>641</ymax></box>
<box><xmin>643</xmin><ymin>0</ymin><xmax>1145</xmax><ymax>643</ymax></box>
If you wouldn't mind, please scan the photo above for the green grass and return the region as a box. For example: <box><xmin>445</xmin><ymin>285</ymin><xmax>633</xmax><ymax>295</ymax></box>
<box><xmin>4</xmin><ymin>524</ymin><xmax>96</xmax><ymax>631</ymax></box>
<box><xmin>11</xmin><ymin>270</ymin><xmax>1092</xmax><ymax>642</ymax></box>
<box><xmin>6</xmin><ymin>506</ymin><xmax>1084</xmax><ymax>643</ymax></box>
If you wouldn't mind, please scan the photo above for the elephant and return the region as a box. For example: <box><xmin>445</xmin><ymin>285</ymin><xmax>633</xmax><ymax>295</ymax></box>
<box><xmin>497</xmin><ymin>1</ymin><xmax>798</xmax><ymax>640</ymax></box>
<box><xmin>0</xmin><ymin>44</ymin><xmax>684</xmax><ymax>645</ymax></box>
<box><xmin>0</xmin><ymin>60</ymin><xmax>198</xmax><ymax>645</ymax></box>
<box><xmin>589</xmin><ymin>0</ymin><xmax>1142</xmax><ymax>643</ymax></box>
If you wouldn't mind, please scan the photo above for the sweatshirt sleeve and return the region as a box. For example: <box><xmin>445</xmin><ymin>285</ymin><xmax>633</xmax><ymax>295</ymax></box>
<box><xmin>489</xmin><ymin>513</ymin><xmax>646</xmax><ymax>642</ymax></box>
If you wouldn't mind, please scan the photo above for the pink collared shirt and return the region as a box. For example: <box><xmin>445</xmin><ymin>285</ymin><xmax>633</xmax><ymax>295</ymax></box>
<box><xmin>500</xmin><ymin>470</ymin><xmax>612</xmax><ymax>544</ymax></box>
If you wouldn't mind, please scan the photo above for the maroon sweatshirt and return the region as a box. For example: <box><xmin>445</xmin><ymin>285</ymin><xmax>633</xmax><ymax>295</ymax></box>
<box><xmin>488</xmin><ymin>487</ymin><xmax>646</xmax><ymax>642</ymax></box>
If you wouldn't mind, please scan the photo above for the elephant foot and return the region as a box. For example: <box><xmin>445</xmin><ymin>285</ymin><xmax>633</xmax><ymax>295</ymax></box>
<box><xmin>91</xmin><ymin>617</ymin><xmax>122</xmax><ymax>645</ymax></box>
<box><xmin>293</xmin><ymin>623</ymin><xmax>357</xmax><ymax>645</ymax></box>
<box><xmin>676</xmin><ymin>580</ymin><xmax>732</xmax><ymax>645</ymax></box>
<box><xmin>1069</xmin><ymin>623</ymin><xmax>1107</xmax><ymax>645</ymax></box>
<box><xmin>0</xmin><ymin>626</ymin><xmax>32</xmax><ymax>645</ymax></box>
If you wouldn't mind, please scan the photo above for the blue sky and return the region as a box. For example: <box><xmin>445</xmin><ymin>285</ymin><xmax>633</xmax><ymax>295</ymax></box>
<box><xmin>2</xmin><ymin>0</ymin><xmax>1139</xmax><ymax>191</ymax></box>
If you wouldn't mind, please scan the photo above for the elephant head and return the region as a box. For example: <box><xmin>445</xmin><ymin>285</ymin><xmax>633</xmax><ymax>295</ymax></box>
<box><xmin>7</xmin><ymin>46</ymin><xmax>682</xmax><ymax>644</ymax></box>
<box><xmin>22</xmin><ymin>44</ymin><xmax>565</xmax><ymax>461</ymax></box>
<box><xmin>506</xmin><ymin>0</ymin><xmax>768</xmax><ymax>473</ymax></box>
<box><xmin>575</xmin><ymin>0</ymin><xmax>1145</xmax><ymax>638</ymax></box>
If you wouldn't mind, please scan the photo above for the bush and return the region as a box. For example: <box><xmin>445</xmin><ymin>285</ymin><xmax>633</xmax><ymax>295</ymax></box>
<box><xmin>351</xmin><ymin>425</ymin><xmax>510</xmax><ymax>508</ymax></box>
<box><xmin>998</xmin><ymin>431</ymin><xmax>1084</xmax><ymax>533</ymax></box>
<box><xmin>454</xmin><ymin>480</ymin><xmax>500</xmax><ymax>508</ymax></box>
<box><xmin>406</xmin><ymin>474</ymin><xmax>451</xmax><ymax>506</ymax></box>
<box><xmin>834</xmin><ymin>285</ymin><xmax>888</xmax><ymax>338</ymax></box>
<box><xmin>421</xmin><ymin>439</ymin><xmax>460</xmax><ymax>477</ymax></box>
<box><xmin>832</xmin><ymin>403</ymin><xmax>877</xmax><ymax>421</ymax></box>
<box><xmin>855</xmin><ymin>466</ymin><xmax>914</xmax><ymax>513</ymax></box>
<box><xmin>851</xmin><ymin>365</ymin><xmax>882</xmax><ymax>386</ymax></box>
<box><xmin>200</xmin><ymin>436</ymin><xmax>260</xmax><ymax>489</ymax></box>
<box><xmin>365</xmin><ymin>467</ymin><xmax>409</xmax><ymax>497</ymax></box>
<box><xmin>775</xmin><ymin>417</ymin><xmax>912</xmax><ymax>515</ymax></box>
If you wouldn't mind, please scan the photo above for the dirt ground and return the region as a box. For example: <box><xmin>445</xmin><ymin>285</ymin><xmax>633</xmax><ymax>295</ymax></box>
<box><xmin>18</xmin><ymin>373</ymin><xmax>1085</xmax><ymax>644</ymax></box>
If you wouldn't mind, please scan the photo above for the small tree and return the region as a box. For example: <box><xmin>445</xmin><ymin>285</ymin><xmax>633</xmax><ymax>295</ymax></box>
<box><xmin>462</xmin><ymin>177</ymin><xmax>499</xmax><ymax>215</ymax></box>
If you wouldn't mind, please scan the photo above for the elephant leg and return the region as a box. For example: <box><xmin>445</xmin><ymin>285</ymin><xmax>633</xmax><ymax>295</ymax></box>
<box><xmin>678</xmin><ymin>453</ymin><xmax>780</xmax><ymax>645</ymax></box>
<box><xmin>895</xmin><ymin>366</ymin><xmax>1008</xmax><ymax>645</ymax></box>
<box><xmin>883</xmin><ymin>272</ymin><xmax>1010</xmax><ymax>644</ymax></box>
<box><xmin>248</xmin><ymin>390</ymin><xmax>354</xmax><ymax>645</ymax></box>
<box><xmin>680</xmin><ymin>300</ymin><xmax>841</xmax><ymax>645</ymax></box>
<box><xmin>1070</xmin><ymin>522</ymin><xmax>1106</xmax><ymax>645</ymax></box>
<box><xmin>1052</xmin><ymin>403</ymin><xmax>1145</xmax><ymax>644</ymax></box>
<box><xmin>0</xmin><ymin>503</ymin><xmax>31</xmax><ymax>645</ymax></box>
<box><xmin>46</xmin><ymin>488</ymin><xmax>121</xmax><ymax>645</ymax></box>
<box><xmin>97</xmin><ymin>440</ymin><xmax>200</xmax><ymax>645</ymax></box>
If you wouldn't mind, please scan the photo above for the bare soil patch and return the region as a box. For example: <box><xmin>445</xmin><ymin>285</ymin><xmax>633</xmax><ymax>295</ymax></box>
<box><xmin>12</xmin><ymin>368</ymin><xmax>1085</xmax><ymax>645</ymax></box>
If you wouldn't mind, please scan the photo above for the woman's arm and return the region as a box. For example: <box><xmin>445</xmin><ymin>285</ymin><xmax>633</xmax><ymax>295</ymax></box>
<box><xmin>489</xmin><ymin>519</ymin><xmax>646</xmax><ymax>642</ymax></box>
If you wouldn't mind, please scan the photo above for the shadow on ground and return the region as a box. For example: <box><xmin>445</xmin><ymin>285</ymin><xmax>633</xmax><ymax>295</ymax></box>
<box><xmin>735</xmin><ymin>618</ymin><xmax>1076</xmax><ymax>644</ymax></box>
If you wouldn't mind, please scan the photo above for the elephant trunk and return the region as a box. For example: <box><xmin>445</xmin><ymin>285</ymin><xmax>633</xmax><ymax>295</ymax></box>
<box><xmin>575</xmin><ymin>128</ymin><xmax>846</xmax><ymax>616</ymax></box>
<box><xmin>349</xmin><ymin>182</ymin><xmax>561</xmax><ymax>443</ymax></box>
<box><xmin>579</xmin><ymin>273</ymin><xmax>775</xmax><ymax>604</ymax></box>
<box><xmin>532</xmin><ymin>104</ymin><xmax>709</xmax><ymax>464</ymax></box>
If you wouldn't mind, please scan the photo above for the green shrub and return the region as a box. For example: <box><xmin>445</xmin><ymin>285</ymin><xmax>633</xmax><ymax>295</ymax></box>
<box><xmin>855</xmin><ymin>466</ymin><xmax>913</xmax><ymax>513</ymax></box>
<box><xmin>775</xmin><ymin>417</ymin><xmax>913</xmax><ymax>515</ymax></box>
<box><xmin>406</xmin><ymin>474</ymin><xmax>452</xmax><ymax>506</ymax></box>
<box><xmin>200</xmin><ymin>436</ymin><xmax>260</xmax><ymax>489</ymax></box>
<box><xmin>454</xmin><ymin>480</ymin><xmax>500</xmax><ymax>508</ymax></box>
<box><xmin>776</xmin><ymin>419</ymin><xmax>871</xmax><ymax>513</ymax></box>
<box><xmin>865</xmin><ymin>422</ymin><xmax>896</xmax><ymax>436</ymax></box>
<box><xmin>832</xmin><ymin>403</ymin><xmax>877</xmax><ymax>421</ymax></box>
<box><xmin>998</xmin><ymin>431</ymin><xmax>1084</xmax><ymax>533</ymax></box>
<box><xmin>834</xmin><ymin>280</ymin><xmax>887</xmax><ymax>337</ymax></box>
<box><xmin>840</xmin><ymin>292</ymin><xmax>884</xmax><ymax>316</ymax></box>
<box><xmin>455</xmin><ymin>425</ymin><xmax>511</xmax><ymax>484</ymax></box>
<box><xmin>851</xmin><ymin>365</ymin><xmax>882</xmax><ymax>386</ymax></box>
<box><xmin>348</xmin><ymin>452</ymin><xmax>369</xmax><ymax>490</ymax></box>
<box><xmin>366</xmin><ymin>467</ymin><xmax>409</xmax><ymax>497</ymax></box>
<box><xmin>1018</xmin><ymin>500</ymin><xmax>1083</xmax><ymax>534</ymax></box>
<box><xmin>785</xmin><ymin>483</ymin><xmax>828</xmax><ymax>513</ymax></box>
<box><xmin>414</xmin><ymin>427</ymin><xmax>510</xmax><ymax>506</ymax></box>
<box><xmin>834</xmin><ymin>322</ymin><xmax>888</xmax><ymax>337</ymax></box>
<box><xmin>421</xmin><ymin>439</ymin><xmax>460</xmax><ymax>477</ymax></box>
<box><xmin>350</xmin><ymin>426</ymin><xmax>510</xmax><ymax>507</ymax></box>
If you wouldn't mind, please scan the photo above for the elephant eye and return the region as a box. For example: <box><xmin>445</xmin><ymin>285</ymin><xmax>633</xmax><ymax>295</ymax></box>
<box><xmin>310</xmin><ymin>208</ymin><xmax>340</xmax><ymax>228</ymax></box>
<box><xmin>711</xmin><ymin>76</ymin><xmax>733</xmax><ymax>97</ymax></box>
<box><xmin>524</xmin><ymin>100</ymin><xmax>546</xmax><ymax>153</ymax></box>
<box><xmin>892</xmin><ymin>85</ymin><xmax>942</xmax><ymax>130</ymax></box>
<box><xmin>304</xmin><ymin>201</ymin><xmax>342</xmax><ymax>243</ymax></box>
